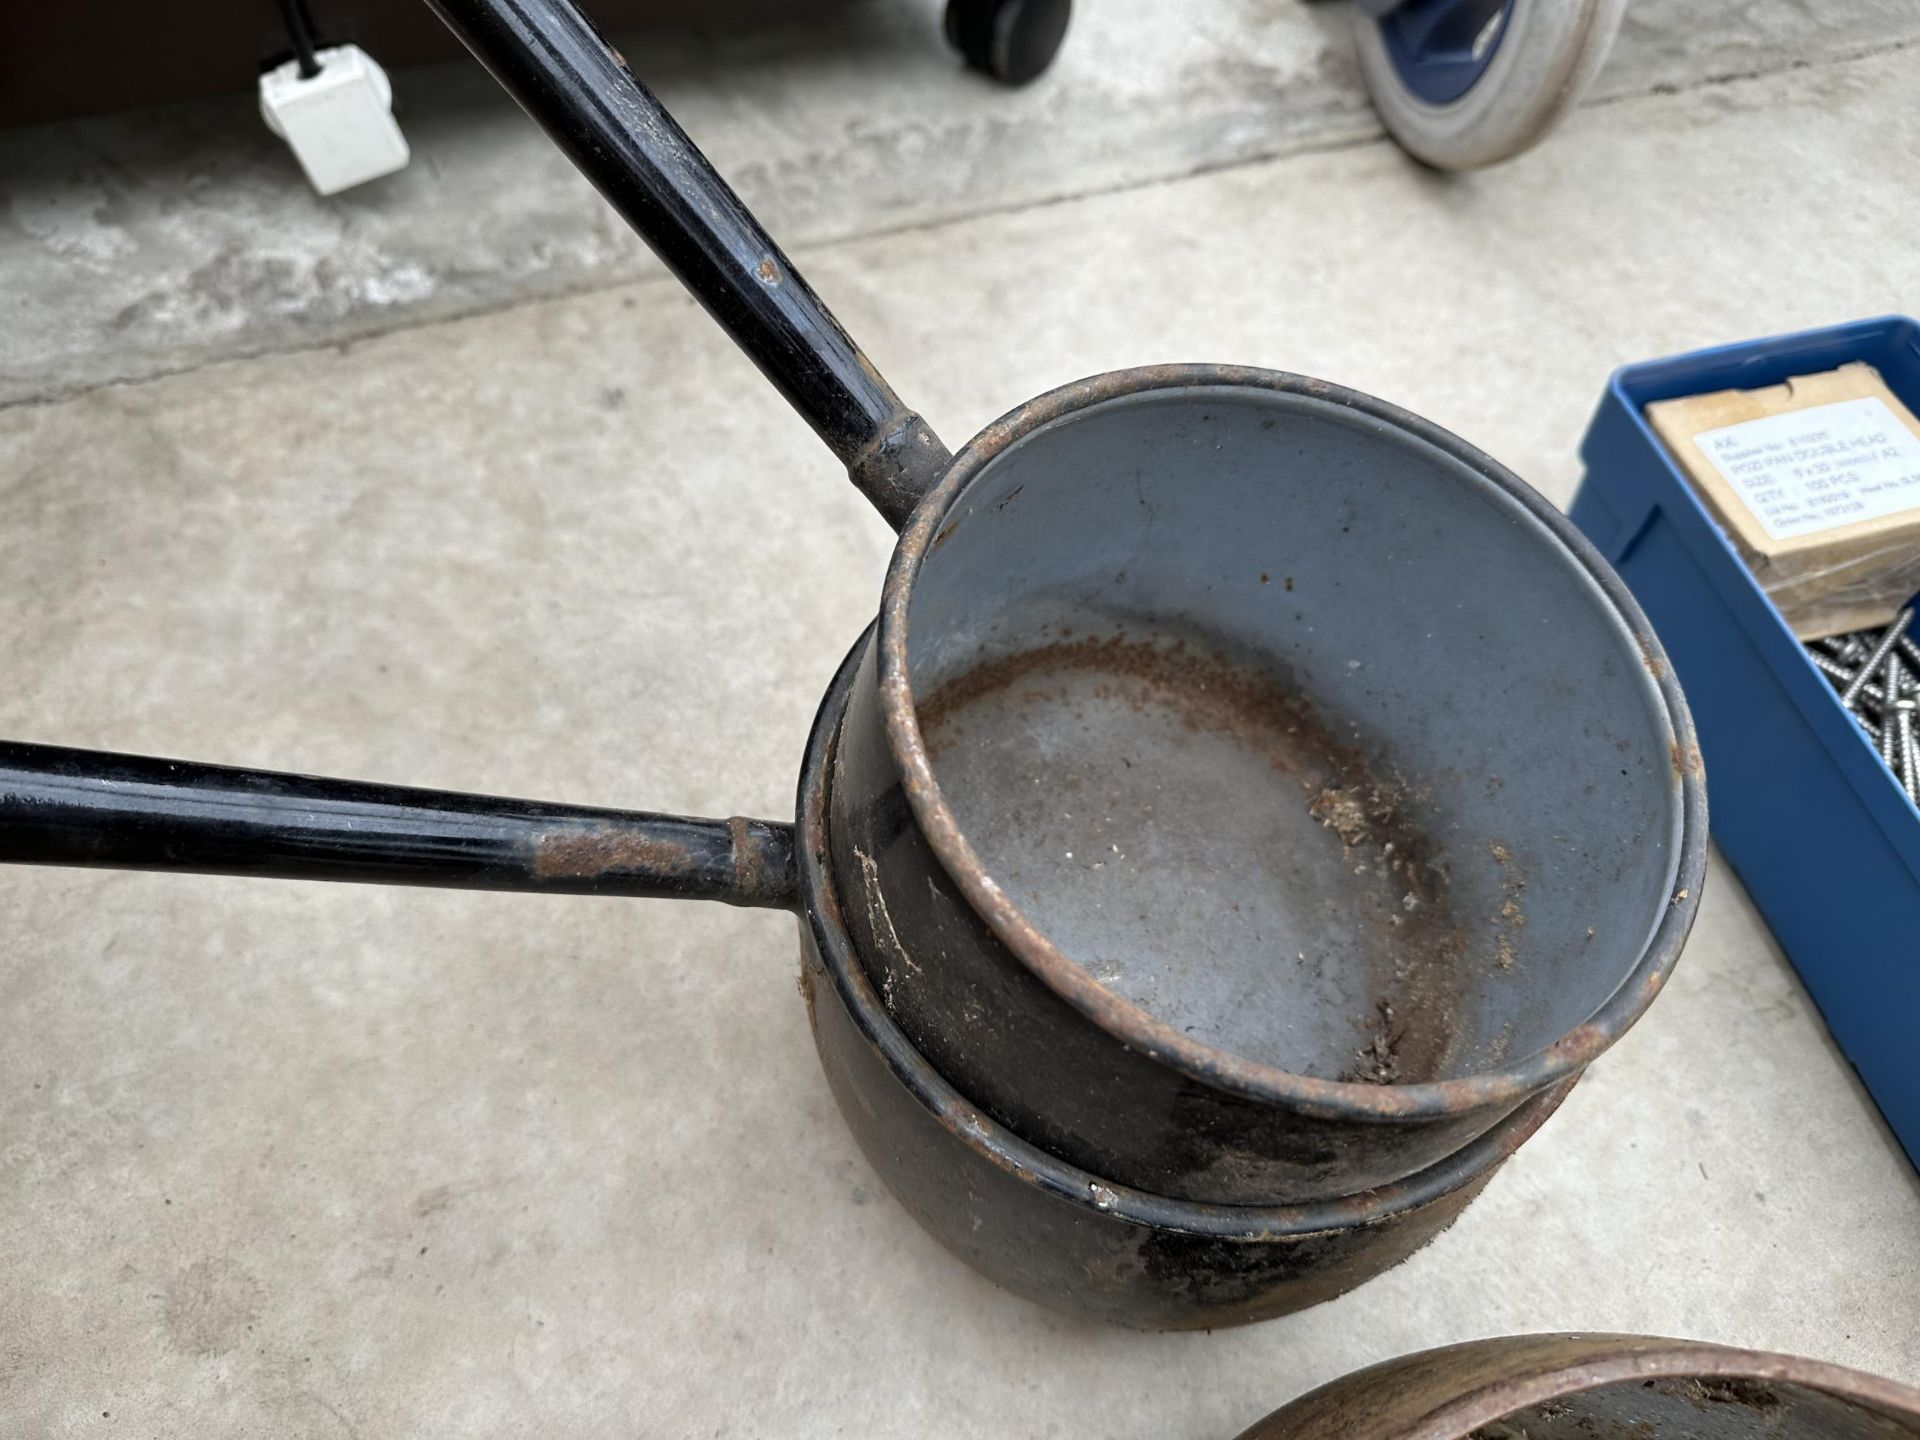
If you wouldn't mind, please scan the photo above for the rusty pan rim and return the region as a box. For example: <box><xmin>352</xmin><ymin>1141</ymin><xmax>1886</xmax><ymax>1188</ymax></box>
<box><xmin>1236</xmin><ymin>1332</ymin><xmax>1920</xmax><ymax>1439</ymax></box>
<box><xmin>799</xmin><ymin>629</ymin><xmax>1575</xmax><ymax>1239</ymax></box>
<box><xmin>877</xmin><ymin>364</ymin><xmax>1710</xmax><ymax>1123</ymax></box>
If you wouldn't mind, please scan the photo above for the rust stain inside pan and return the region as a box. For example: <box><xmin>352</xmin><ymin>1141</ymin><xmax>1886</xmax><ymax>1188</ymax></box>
<box><xmin>916</xmin><ymin>631</ymin><xmax>1476</xmax><ymax>1085</ymax></box>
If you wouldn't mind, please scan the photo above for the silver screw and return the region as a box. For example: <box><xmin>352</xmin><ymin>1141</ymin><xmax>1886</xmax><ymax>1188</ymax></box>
<box><xmin>1900</xmin><ymin>700</ymin><xmax>1920</xmax><ymax>802</ymax></box>
<box><xmin>1811</xmin><ymin>652</ymin><xmax>1888</xmax><ymax>709</ymax></box>
<box><xmin>1809</xmin><ymin>651</ymin><xmax>1858</xmax><ymax>688</ymax></box>
<box><xmin>1814</xmin><ymin>652</ymin><xmax>1897</xmax><ymax>712</ymax></box>
<box><xmin>1809</xmin><ymin>651</ymin><xmax>1850</xmax><ymax>682</ymax></box>
<box><xmin>1881</xmin><ymin>648</ymin><xmax>1906</xmax><ymax>778</ymax></box>
<box><xmin>1898</xmin><ymin>632</ymin><xmax>1920</xmax><ymax>675</ymax></box>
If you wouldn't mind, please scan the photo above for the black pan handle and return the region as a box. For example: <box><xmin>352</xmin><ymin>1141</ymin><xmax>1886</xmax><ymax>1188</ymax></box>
<box><xmin>0</xmin><ymin>741</ymin><xmax>796</xmax><ymax>909</ymax></box>
<box><xmin>425</xmin><ymin>0</ymin><xmax>950</xmax><ymax>530</ymax></box>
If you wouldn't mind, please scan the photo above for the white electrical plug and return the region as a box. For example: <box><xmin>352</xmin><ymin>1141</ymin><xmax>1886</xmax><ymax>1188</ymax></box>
<box><xmin>259</xmin><ymin>44</ymin><xmax>410</xmax><ymax>196</ymax></box>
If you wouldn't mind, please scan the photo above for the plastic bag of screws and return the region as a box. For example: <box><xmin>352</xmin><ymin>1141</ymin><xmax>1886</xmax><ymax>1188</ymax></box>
<box><xmin>1807</xmin><ymin>604</ymin><xmax>1920</xmax><ymax>800</ymax></box>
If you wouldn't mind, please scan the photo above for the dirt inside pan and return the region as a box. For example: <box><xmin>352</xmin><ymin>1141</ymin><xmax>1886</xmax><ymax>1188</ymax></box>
<box><xmin>919</xmin><ymin>622</ymin><xmax>1475</xmax><ymax>1086</ymax></box>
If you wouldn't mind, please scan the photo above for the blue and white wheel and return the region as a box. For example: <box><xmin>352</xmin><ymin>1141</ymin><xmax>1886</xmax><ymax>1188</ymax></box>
<box><xmin>1354</xmin><ymin>0</ymin><xmax>1627</xmax><ymax>170</ymax></box>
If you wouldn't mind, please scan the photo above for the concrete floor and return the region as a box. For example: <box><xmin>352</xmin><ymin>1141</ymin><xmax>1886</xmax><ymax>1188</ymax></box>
<box><xmin>4</xmin><ymin>6</ymin><xmax>1920</xmax><ymax>1438</ymax></box>
<box><xmin>7</xmin><ymin>0</ymin><xmax>1920</xmax><ymax>406</ymax></box>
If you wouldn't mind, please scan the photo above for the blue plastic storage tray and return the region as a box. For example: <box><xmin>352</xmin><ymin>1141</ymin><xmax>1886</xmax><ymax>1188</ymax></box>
<box><xmin>1570</xmin><ymin>316</ymin><xmax>1920</xmax><ymax>1172</ymax></box>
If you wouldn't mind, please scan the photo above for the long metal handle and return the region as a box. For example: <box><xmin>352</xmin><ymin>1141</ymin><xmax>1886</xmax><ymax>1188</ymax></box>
<box><xmin>0</xmin><ymin>742</ymin><xmax>796</xmax><ymax>909</ymax></box>
<box><xmin>424</xmin><ymin>0</ymin><xmax>950</xmax><ymax>529</ymax></box>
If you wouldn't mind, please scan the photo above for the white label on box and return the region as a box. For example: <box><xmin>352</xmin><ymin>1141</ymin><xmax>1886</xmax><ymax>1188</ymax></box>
<box><xmin>1695</xmin><ymin>396</ymin><xmax>1920</xmax><ymax>541</ymax></box>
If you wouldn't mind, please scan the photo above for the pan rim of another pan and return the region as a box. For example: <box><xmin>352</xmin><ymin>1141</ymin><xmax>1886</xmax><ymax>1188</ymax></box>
<box><xmin>876</xmin><ymin>364</ymin><xmax>1709</xmax><ymax>1123</ymax></box>
<box><xmin>1243</xmin><ymin>1331</ymin><xmax>1920</xmax><ymax>1439</ymax></box>
<box><xmin>801</xmin><ymin>628</ymin><xmax>1575</xmax><ymax>1237</ymax></box>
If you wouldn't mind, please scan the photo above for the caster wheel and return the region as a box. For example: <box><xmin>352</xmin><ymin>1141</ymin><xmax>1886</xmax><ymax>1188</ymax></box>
<box><xmin>944</xmin><ymin>0</ymin><xmax>1071</xmax><ymax>87</ymax></box>
<box><xmin>1354</xmin><ymin>0</ymin><xmax>1627</xmax><ymax>170</ymax></box>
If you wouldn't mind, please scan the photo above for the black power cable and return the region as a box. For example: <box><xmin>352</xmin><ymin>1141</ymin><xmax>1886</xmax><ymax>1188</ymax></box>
<box><xmin>275</xmin><ymin>0</ymin><xmax>324</xmax><ymax>78</ymax></box>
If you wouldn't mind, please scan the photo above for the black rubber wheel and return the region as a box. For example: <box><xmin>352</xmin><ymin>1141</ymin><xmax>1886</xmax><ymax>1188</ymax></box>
<box><xmin>943</xmin><ymin>0</ymin><xmax>1071</xmax><ymax>87</ymax></box>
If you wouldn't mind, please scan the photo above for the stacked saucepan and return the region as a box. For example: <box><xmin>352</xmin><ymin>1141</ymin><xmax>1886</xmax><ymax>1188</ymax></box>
<box><xmin>0</xmin><ymin>0</ymin><xmax>1706</xmax><ymax>1330</ymax></box>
